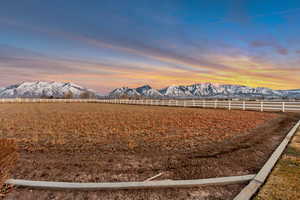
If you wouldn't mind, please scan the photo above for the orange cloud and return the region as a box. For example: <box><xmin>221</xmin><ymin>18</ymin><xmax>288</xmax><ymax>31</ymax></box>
<box><xmin>1</xmin><ymin>19</ymin><xmax>300</xmax><ymax>92</ymax></box>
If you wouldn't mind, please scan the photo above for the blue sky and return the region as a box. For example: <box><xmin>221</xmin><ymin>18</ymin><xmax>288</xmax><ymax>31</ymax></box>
<box><xmin>1</xmin><ymin>0</ymin><xmax>300</xmax><ymax>93</ymax></box>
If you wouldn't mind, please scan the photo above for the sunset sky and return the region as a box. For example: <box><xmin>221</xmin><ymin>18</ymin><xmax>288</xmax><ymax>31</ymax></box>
<box><xmin>1</xmin><ymin>0</ymin><xmax>300</xmax><ymax>94</ymax></box>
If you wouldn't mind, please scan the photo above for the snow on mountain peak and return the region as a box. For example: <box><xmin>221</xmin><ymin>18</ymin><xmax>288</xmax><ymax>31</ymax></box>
<box><xmin>109</xmin><ymin>87</ymin><xmax>140</xmax><ymax>97</ymax></box>
<box><xmin>0</xmin><ymin>81</ymin><xmax>97</xmax><ymax>98</ymax></box>
<box><xmin>109</xmin><ymin>82</ymin><xmax>300</xmax><ymax>99</ymax></box>
<box><xmin>1</xmin><ymin>81</ymin><xmax>300</xmax><ymax>99</ymax></box>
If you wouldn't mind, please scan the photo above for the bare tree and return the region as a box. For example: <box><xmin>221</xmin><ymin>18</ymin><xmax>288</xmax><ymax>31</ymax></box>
<box><xmin>64</xmin><ymin>91</ymin><xmax>74</xmax><ymax>99</ymax></box>
<box><xmin>79</xmin><ymin>91</ymin><xmax>95</xmax><ymax>99</ymax></box>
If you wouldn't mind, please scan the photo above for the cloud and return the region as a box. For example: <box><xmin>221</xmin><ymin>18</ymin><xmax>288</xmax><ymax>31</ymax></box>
<box><xmin>0</xmin><ymin>6</ymin><xmax>300</xmax><ymax>92</ymax></box>
<box><xmin>276</xmin><ymin>47</ymin><xmax>288</xmax><ymax>55</ymax></box>
<box><xmin>0</xmin><ymin>17</ymin><xmax>235</xmax><ymax>74</ymax></box>
<box><xmin>0</xmin><ymin>44</ymin><xmax>45</xmax><ymax>58</ymax></box>
<box><xmin>250</xmin><ymin>40</ymin><xmax>289</xmax><ymax>55</ymax></box>
<box><xmin>0</xmin><ymin>44</ymin><xmax>145</xmax><ymax>75</ymax></box>
<box><xmin>1</xmin><ymin>41</ymin><xmax>299</xmax><ymax>93</ymax></box>
<box><xmin>255</xmin><ymin>7</ymin><xmax>300</xmax><ymax>18</ymax></box>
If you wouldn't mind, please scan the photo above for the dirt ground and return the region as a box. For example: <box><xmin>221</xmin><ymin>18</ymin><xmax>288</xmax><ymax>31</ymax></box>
<box><xmin>0</xmin><ymin>139</ymin><xmax>18</xmax><ymax>198</ymax></box>
<box><xmin>0</xmin><ymin>103</ymin><xmax>299</xmax><ymax>200</ymax></box>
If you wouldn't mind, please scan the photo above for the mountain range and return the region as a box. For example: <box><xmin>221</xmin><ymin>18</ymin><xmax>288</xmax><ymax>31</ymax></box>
<box><xmin>109</xmin><ymin>83</ymin><xmax>300</xmax><ymax>99</ymax></box>
<box><xmin>0</xmin><ymin>81</ymin><xmax>98</xmax><ymax>98</ymax></box>
<box><xmin>0</xmin><ymin>81</ymin><xmax>300</xmax><ymax>99</ymax></box>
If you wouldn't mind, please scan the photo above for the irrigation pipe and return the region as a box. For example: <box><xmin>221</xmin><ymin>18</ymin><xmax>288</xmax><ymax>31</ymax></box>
<box><xmin>5</xmin><ymin>175</ymin><xmax>255</xmax><ymax>191</ymax></box>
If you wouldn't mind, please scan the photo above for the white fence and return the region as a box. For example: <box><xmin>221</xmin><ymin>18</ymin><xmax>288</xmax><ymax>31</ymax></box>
<box><xmin>1</xmin><ymin>98</ymin><xmax>300</xmax><ymax>112</ymax></box>
<box><xmin>99</xmin><ymin>99</ymin><xmax>300</xmax><ymax>112</ymax></box>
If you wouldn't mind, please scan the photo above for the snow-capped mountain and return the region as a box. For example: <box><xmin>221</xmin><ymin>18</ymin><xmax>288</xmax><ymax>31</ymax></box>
<box><xmin>1</xmin><ymin>81</ymin><xmax>299</xmax><ymax>99</ymax></box>
<box><xmin>279</xmin><ymin>89</ymin><xmax>300</xmax><ymax>98</ymax></box>
<box><xmin>109</xmin><ymin>87</ymin><xmax>141</xmax><ymax>97</ymax></box>
<box><xmin>136</xmin><ymin>85</ymin><xmax>162</xmax><ymax>97</ymax></box>
<box><xmin>159</xmin><ymin>85</ymin><xmax>193</xmax><ymax>97</ymax></box>
<box><xmin>159</xmin><ymin>83</ymin><xmax>283</xmax><ymax>98</ymax></box>
<box><xmin>109</xmin><ymin>83</ymin><xmax>300</xmax><ymax>99</ymax></box>
<box><xmin>0</xmin><ymin>81</ymin><xmax>98</xmax><ymax>98</ymax></box>
<box><xmin>109</xmin><ymin>85</ymin><xmax>162</xmax><ymax>97</ymax></box>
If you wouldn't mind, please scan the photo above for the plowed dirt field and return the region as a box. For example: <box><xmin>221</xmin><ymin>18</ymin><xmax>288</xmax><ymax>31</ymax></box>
<box><xmin>1</xmin><ymin>103</ymin><xmax>299</xmax><ymax>200</ymax></box>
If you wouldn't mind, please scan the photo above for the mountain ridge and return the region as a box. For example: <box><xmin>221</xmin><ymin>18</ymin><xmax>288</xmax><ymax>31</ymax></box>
<box><xmin>0</xmin><ymin>81</ymin><xmax>99</xmax><ymax>98</ymax></box>
<box><xmin>109</xmin><ymin>83</ymin><xmax>300</xmax><ymax>99</ymax></box>
<box><xmin>0</xmin><ymin>81</ymin><xmax>300</xmax><ymax>99</ymax></box>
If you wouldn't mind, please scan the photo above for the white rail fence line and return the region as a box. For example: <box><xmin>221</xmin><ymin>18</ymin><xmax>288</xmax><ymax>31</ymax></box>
<box><xmin>99</xmin><ymin>99</ymin><xmax>300</xmax><ymax>112</ymax></box>
<box><xmin>1</xmin><ymin>98</ymin><xmax>300</xmax><ymax>112</ymax></box>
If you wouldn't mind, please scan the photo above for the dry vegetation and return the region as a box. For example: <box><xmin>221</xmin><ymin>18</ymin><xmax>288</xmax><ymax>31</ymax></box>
<box><xmin>0</xmin><ymin>103</ymin><xmax>299</xmax><ymax>200</ymax></box>
<box><xmin>0</xmin><ymin>139</ymin><xmax>18</xmax><ymax>198</ymax></box>
<box><xmin>254</xmin><ymin>130</ymin><xmax>300</xmax><ymax>200</ymax></box>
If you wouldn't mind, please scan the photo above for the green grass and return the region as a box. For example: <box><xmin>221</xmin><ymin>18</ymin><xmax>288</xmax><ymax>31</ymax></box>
<box><xmin>285</xmin><ymin>146</ymin><xmax>300</xmax><ymax>157</ymax></box>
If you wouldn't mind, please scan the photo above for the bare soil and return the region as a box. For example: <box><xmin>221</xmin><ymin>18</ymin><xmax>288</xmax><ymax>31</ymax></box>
<box><xmin>0</xmin><ymin>139</ymin><xmax>18</xmax><ymax>199</ymax></box>
<box><xmin>0</xmin><ymin>103</ymin><xmax>299</xmax><ymax>200</ymax></box>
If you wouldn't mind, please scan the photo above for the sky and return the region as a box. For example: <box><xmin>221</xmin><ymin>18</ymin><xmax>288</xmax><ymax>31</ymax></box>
<box><xmin>1</xmin><ymin>0</ymin><xmax>300</xmax><ymax>94</ymax></box>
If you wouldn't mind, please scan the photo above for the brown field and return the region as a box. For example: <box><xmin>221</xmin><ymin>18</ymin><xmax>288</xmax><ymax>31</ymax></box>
<box><xmin>0</xmin><ymin>103</ymin><xmax>299</xmax><ymax>200</ymax></box>
<box><xmin>0</xmin><ymin>139</ymin><xmax>18</xmax><ymax>198</ymax></box>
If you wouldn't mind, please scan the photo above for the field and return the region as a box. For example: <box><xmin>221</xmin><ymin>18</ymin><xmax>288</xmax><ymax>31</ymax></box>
<box><xmin>0</xmin><ymin>139</ymin><xmax>18</xmax><ymax>198</ymax></box>
<box><xmin>0</xmin><ymin>103</ymin><xmax>299</xmax><ymax>200</ymax></box>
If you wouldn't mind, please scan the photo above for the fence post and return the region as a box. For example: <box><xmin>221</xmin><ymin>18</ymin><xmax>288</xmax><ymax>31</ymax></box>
<box><xmin>203</xmin><ymin>100</ymin><xmax>205</xmax><ymax>108</ymax></box>
<box><xmin>184</xmin><ymin>100</ymin><xmax>186</xmax><ymax>107</ymax></box>
<box><xmin>228</xmin><ymin>100</ymin><xmax>231</xmax><ymax>110</ymax></box>
<box><xmin>214</xmin><ymin>100</ymin><xmax>217</xmax><ymax>109</ymax></box>
<box><xmin>261</xmin><ymin>101</ymin><xmax>264</xmax><ymax>112</ymax></box>
<box><xmin>282</xmin><ymin>102</ymin><xmax>285</xmax><ymax>112</ymax></box>
<box><xmin>243</xmin><ymin>101</ymin><xmax>245</xmax><ymax>110</ymax></box>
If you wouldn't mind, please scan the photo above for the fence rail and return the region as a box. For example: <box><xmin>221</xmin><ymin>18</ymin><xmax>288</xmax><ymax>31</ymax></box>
<box><xmin>1</xmin><ymin>98</ymin><xmax>300</xmax><ymax>112</ymax></box>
